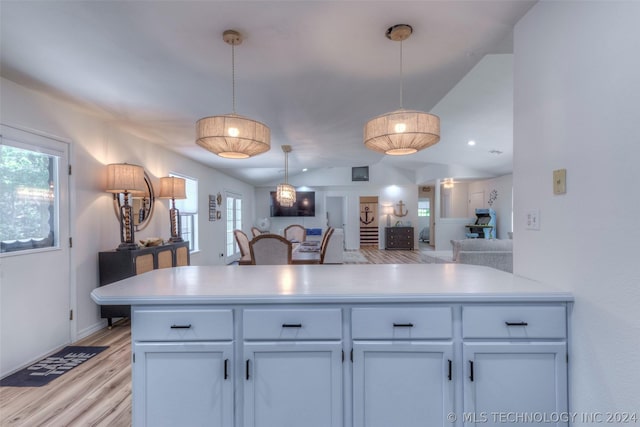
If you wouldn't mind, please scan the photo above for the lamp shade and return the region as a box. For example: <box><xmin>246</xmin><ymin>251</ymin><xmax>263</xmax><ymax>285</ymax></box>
<box><xmin>158</xmin><ymin>177</ymin><xmax>187</xmax><ymax>199</ymax></box>
<box><xmin>105</xmin><ymin>163</ymin><xmax>146</xmax><ymax>194</ymax></box>
<box><xmin>276</xmin><ymin>183</ymin><xmax>296</xmax><ymax>208</ymax></box>
<box><xmin>196</xmin><ymin>114</ymin><xmax>270</xmax><ymax>159</ymax></box>
<box><xmin>364</xmin><ymin>109</ymin><xmax>440</xmax><ymax>155</ymax></box>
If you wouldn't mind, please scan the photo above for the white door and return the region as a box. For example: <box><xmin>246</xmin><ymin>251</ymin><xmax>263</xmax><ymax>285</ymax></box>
<box><xmin>353</xmin><ymin>341</ymin><xmax>454</xmax><ymax>427</ymax></box>
<box><xmin>225</xmin><ymin>192</ymin><xmax>242</xmax><ymax>264</ymax></box>
<box><xmin>243</xmin><ymin>341</ymin><xmax>343</xmax><ymax>427</ymax></box>
<box><xmin>463</xmin><ymin>342</ymin><xmax>568</xmax><ymax>426</ymax></box>
<box><xmin>326</xmin><ymin>196</ymin><xmax>344</xmax><ymax>229</ymax></box>
<box><xmin>0</xmin><ymin>124</ymin><xmax>71</xmax><ymax>377</ymax></box>
<box><xmin>133</xmin><ymin>341</ymin><xmax>234</xmax><ymax>427</ymax></box>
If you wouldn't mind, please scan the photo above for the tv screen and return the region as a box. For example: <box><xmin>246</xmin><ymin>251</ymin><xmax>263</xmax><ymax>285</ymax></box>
<box><xmin>270</xmin><ymin>191</ymin><xmax>315</xmax><ymax>217</ymax></box>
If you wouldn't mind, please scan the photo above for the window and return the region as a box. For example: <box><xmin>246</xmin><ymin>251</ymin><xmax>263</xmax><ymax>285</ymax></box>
<box><xmin>418</xmin><ymin>200</ymin><xmax>430</xmax><ymax>217</ymax></box>
<box><xmin>1</xmin><ymin>143</ymin><xmax>59</xmax><ymax>253</ymax></box>
<box><xmin>225</xmin><ymin>192</ymin><xmax>242</xmax><ymax>260</ymax></box>
<box><xmin>171</xmin><ymin>173</ymin><xmax>198</xmax><ymax>252</ymax></box>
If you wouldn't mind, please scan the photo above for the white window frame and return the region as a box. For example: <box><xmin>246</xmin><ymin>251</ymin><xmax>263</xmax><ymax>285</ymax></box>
<box><xmin>170</xmin><ymin>172</ymin><xmax>198</xmax><ymax>252</ymax></box>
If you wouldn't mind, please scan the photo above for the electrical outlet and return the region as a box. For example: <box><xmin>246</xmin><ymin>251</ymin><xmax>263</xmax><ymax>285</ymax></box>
<box><xmin>526</xmin><ymin>209</ymin><xmax>540</xmax><ymax>230</ymax></box>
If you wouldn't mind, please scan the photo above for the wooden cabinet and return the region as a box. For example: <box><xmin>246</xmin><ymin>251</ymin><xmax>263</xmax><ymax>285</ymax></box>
<box><xmin>98</xmin><ymin>242</ymin><xmax>189</xmax><ymax>326</ymax></box>
<box><xmin>385</xmin><ymin>227</ymin><xmax>414</xmax><ymax>250</ymax></box>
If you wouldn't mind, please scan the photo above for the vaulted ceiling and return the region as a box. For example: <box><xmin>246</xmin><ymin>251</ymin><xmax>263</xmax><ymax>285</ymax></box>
<box><xmin>0</xmin><ymin>1</ymin><xmax>534</xmax><ymax>185</ymax></box>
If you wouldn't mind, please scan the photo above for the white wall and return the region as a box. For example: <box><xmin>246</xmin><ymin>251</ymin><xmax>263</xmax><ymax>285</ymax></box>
<box><xmin>0</xmin><ymin>78</ymin><xmax>255</xmax><ymax>376</ymax></box>
<box><xmin>257</xmin><ymin>164</ymin><xmax>420</xmax><ymax>250</ymax></box>
<box><xmin>514</xmin><ymin>1</ymin><xmax>640</xmax><ymax>415</ymax></box>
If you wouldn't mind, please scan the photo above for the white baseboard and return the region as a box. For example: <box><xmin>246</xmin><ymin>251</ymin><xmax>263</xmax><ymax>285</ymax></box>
<box><xmin>75</xmin><ymin>320</ymin><xmax>107</xmax><ymax>341</ymax></box>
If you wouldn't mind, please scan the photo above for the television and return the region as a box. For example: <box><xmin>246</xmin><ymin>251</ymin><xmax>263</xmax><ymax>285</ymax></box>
<box><xmin>270</xmin><ymin>191</ymin><xmax>315</xmax><ymax>217</ymax></box>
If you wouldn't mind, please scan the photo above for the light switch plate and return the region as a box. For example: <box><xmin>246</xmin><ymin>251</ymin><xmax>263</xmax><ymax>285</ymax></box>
<box><xmin>553</xmin><ymin>169</ymin><xmax>566</xmax><ymax>194</ymax></box>
<box><xmin>526</xmin><ymin>209</ymin><xmax>540</xmax><ymax>230</ymax></box>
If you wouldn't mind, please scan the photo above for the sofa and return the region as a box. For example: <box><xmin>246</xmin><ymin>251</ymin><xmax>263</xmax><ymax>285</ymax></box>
<box><xmin>450</xmin><ymin>238</ymin><xmax>513</xmax><ymax>273</ymax></box>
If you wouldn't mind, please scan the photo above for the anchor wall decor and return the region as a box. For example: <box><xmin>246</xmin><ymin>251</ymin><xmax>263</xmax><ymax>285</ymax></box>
<box><xmin>360</xmin><ymin>205</ymin><xmax>375</xmax><ymax>225</ymax></box>
<box><xmin>393</xmin><ymin>200</ymin><xmax>408</xmax><ymax>217</ymax></box>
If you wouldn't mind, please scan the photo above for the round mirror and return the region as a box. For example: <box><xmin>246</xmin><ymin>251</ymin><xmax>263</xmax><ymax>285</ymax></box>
<box><xmin>112</xmin><ymin>171</ymin><xmax>155</xmax><ymax>231</ymax></box>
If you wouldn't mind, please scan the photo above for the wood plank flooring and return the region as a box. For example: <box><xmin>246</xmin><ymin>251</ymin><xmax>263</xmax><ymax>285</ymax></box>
<box><xmin>0</xmin><ymin>247</ymin><xmax>449</xmax><ymax>426</ymax></box>
<box><xmin>0</xmin><ymin>319</ymin><xmax>131</xmax><ymax>427</ymax></box>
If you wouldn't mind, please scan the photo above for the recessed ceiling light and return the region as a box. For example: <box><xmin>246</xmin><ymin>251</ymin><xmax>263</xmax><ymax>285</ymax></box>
<box><xmin>467</xmin><ymin>140</ymin><xmax>476</xmax><ymax>146</ymax></box>
<box><xmin>302</xmin><ymin>168</ymin><xmax>308</xmax><ymax>172</ymax></box>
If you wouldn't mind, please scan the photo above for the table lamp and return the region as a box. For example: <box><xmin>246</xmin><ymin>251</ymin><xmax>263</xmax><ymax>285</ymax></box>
<box><xmin>105</xmin><ymin>163</ymin><xmax>146</xmax><ymax>250</ymax></box>
<box><xmin>159</xmin><ymin>177</ymin><xmax>187</xmax><ymax>242</ymax></box>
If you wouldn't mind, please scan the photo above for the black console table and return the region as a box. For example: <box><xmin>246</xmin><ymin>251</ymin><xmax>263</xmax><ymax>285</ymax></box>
<box><xmin>98</xmin><ymin>241</ymin><xmax>190</xmax><ymax>327</ymax></box>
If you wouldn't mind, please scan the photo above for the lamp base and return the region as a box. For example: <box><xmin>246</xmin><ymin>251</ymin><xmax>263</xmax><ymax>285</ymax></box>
<box><xmin>116</xmin><ymin>241</ymin><xmax>139</xmax><ymax>251</ymax></box>
<box><xmin>168</xmin><ymin>236</ymin><xmax>184</xmax><ymax>243</ymax></box>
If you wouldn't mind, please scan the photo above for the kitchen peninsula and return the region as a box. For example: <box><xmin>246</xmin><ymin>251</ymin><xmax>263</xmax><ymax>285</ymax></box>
<box><xmin>91</xmin><ymin>264</ymin><xmax>573</xmax><ymax>427</ymax></box>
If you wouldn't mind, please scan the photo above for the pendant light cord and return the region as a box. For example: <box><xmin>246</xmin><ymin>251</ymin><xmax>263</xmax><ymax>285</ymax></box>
<box><xmin>284</xmin><ymin>150</ymin><xmax>289</xmax><ymax>184</ymax></box>
<box><xmin>399</xmin><ymin>39</ymin><xmax>404</xmax><ymax>109</ymax></box>
<box><xmin>231</xmin><ymin>42</ymin><xmax>236</xmax><ymax>114</ymax></box>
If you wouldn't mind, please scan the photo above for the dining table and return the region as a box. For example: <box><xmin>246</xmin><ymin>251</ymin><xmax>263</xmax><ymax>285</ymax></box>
<box><xmin>291</xmin><ymin>241</ymin><xmax>321</xmax><ymax>264</ymax></box>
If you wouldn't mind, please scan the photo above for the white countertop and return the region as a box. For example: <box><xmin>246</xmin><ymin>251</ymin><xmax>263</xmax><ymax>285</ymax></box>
<box><xmin>91</xmin><ymin>264</ymin><xmax>573</xmax><ymax>305</ymax></box>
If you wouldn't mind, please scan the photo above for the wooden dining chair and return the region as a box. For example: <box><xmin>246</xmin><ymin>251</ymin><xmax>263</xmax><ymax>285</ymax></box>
<box><xmin>233</xmin><ymin>229</ymin><xmax>252</xmax><ymax>265</ymax></box>
<box><xmin>251</xmin><ymin>227</ymin><xmax>262</xmax><ymax>238</ymax></box>
<box><xmin>319</xmin><ymin>228</ymin><xmax>335</xmax><ymax>264</ymax></box>
<box><xmin>319</xmin><ymin>227</ymin><xmax>334</xmax><ymax>252</ymax></box>
<box><xmin>284</xmin><ymin>224</ymin><xmax>306</xmax><ymax>242</ymax></box>
<box><xmin>249</xmin><ymin>234</ymin><xmax>292</xmax><ymax>265</ymax></box>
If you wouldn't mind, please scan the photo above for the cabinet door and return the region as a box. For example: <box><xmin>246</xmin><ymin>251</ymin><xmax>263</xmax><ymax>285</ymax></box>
<box><xmin>133</xmin><ymin>342</ymin><xmax>233</xmax><ymax>427</ymax></box>
<box><xmin>463</xmin><ymin>342</ymin><xmax>568</xmax><ymax>427</ymax></box>
<box><xmin>353</xmin><ymin>341</ymin><xmax>454</xmax><ymax>427</ymax></box>
<box><xmin>243</xmin><ymin>341</ymin><xmax>343</xmax><ymax>427</ymax></box>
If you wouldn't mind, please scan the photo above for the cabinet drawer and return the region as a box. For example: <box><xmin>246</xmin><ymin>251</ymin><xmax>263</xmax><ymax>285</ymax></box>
<box><xmin>352</xmin><ymin>307</ymin><xmax>452</xmax><ymax>339</ymax></box>
<box><xmin>462</xmin><ymin>305</ymin><xmax>566</xmax><ymax>339</ymax></box>
<box><xmin>243</xmin><ymin>309</ymin><xmax>342</xmax><ymax>340</ymax></box>
<box><xmin>133</xmin><ymin>307</ymin><xmax>233</xmax><ymax>341</ymax></box>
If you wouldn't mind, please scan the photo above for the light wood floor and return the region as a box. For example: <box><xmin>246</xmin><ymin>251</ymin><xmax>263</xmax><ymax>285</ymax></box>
<box><xmin>0</xmin><ymin>247</ymin><xmax>446</xmax><ymax>427</ymax></box>
<box><xmin>0</xmin><ymin>319</ymin><xmax>131</xmax><ymax>427</ymax></box>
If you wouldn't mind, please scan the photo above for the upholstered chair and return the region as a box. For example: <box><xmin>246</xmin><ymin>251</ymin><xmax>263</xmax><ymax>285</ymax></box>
<box><xmin>319</xmin><ymin>228</ymin><xmax>335</xmax><ymax>264</ymax></box>
<box><xmin>249</xmin><ymin>234</ymin><xmax>292</xmax><ymax>265</ymax></box>
<box><xmin>233</xmin><ymin>229</ymin><xmax>252</xmax><ymax>265</ymax></box>
<box><xmin>284</xmin><ymin>224</ymin><xmax>306</xmax><ymax>242</ymax></box>
<box><xmin>319</xmin><ymin>227</ymin><xmax>334</xmax><ymax>252</ymax></box>
<box><xmin>251</xmin><ymin>227</ymin><xmax>262</xmax><ymax>238</ymax></box>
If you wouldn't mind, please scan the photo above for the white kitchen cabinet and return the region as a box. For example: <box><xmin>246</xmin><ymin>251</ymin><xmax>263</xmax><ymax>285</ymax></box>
<box><xmin>133</xmin><ymin>341</ymin><xmax>234</xmax><ymax>427</ymax></box>
<box><xmin>242</xmin><ymin>308</ymin><xmax>343</xmax><ymax>427</ymax></box>
<box><xmin>462</xmin><ymin>304</ymin><xmax>568</xmax><ymax>427</ymax></box>
<box><xmin>131</xmin><ymin>307</ymin><xmax>234</xmax><ymax>427</ymax></box>
<box><xmin>92</xmin><ymin>265</ymin><xmax>574</xmax><ymax>427</ymax></box>
<box><xmin>243</xmin><ymin>341</ymin><xmax>343</xmax><ymax>427</ymax></box>
<box><xmin>352</xmin><ymin>341</ymin><xmax>454</xmax><ymax>427</ymax></box>
<box><xmin>463</xmin><ymin>343</ymin><xmax>567</xmax><ymax>426</ymax></box>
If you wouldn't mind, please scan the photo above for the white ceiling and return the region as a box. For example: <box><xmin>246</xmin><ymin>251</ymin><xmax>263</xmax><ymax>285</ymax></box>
<box><xmin>0</xmin><ymin>1</ymin><xmax>533</xmax><ymax>185</ymax></box>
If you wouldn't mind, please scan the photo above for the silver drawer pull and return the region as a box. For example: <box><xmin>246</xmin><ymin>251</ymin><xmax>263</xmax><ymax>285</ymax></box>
<box><xmin>393</xmin><ymin>323</ymin><xmax>414</xmax><ymax>328</ymax></box>
<box><xmin>505</xmin><ymin>321</ymin><xmax>528</xmax><ymax>326</ymax></box>
<box><xmin>170</xmin><ymin>324</ymin><xmax>192</xmax><ymax>329</ymax></box>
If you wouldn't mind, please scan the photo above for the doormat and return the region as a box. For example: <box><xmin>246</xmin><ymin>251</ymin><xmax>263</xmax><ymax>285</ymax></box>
<box><xmin>0</xmin><ymin>346</ymin><xmax>108</xmax><ymax>387</ymax></box>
